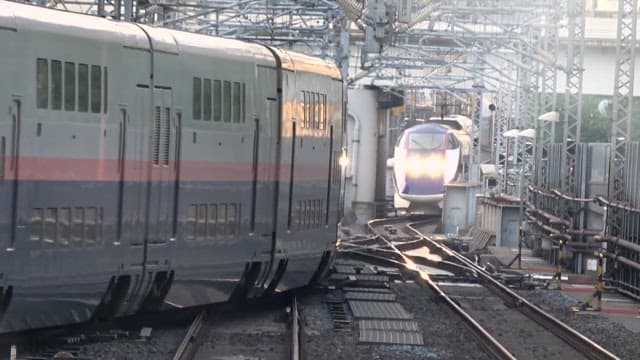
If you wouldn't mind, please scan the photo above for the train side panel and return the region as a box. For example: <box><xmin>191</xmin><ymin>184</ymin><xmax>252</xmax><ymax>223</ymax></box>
<box><xmin>0</xmin><ymin>6</ymin><xmax>154</xmax><ymax>331</ymax></box>
<box><xmin>273</xmin><ymin>50</ymin><xmax>342</xmax><ymax>291</ymax></box>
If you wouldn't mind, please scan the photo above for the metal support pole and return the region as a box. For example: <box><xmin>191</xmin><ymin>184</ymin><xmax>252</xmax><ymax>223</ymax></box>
<box><xmin>548</xmin><ymin>238</ymin><xmax>564</xmax><ymax>290</ymax></box>
<box><xmin>562</xmin><ymin>0</ymin><xmax>585</xmax><ymax>194</ymax></box>
<box><xmin>574</xmin><ymin>249</ymin><xmax>604</xmax><ymax>312</ymax></box>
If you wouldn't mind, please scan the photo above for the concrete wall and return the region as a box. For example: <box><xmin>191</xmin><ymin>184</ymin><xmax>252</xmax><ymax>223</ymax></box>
<box><xmin>344</xmin><ymin>88</ymin><xmax>379</xmax><ymax>224</ymax></box>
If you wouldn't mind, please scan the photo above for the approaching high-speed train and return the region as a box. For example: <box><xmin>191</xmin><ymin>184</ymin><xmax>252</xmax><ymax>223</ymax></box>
<box><xmin>0</xmin><ymin>1</ymin><xmax>343</xmax><ymax>333</ymax></box>
<box><xmin>387</xmin><ymin>115</ymin><xmax>472</xmax><ymax>214</ymax></box>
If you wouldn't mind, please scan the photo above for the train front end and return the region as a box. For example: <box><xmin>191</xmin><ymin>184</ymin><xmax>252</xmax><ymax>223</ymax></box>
<box><xmin>390</xmin><ymin>123</ymin><xmax>460</xmax><ymax>214</ymax></box>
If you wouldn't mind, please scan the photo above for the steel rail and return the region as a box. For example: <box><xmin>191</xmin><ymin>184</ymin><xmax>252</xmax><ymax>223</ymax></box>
<box><xmin>417</xmin><ymin>270</ymin><xmax>516</xmax><ymax>360</ymax></box>
<box><xmin>290</xmin><ymin>296</ymin><xmax>300</xmax><ymax>360</ymax></box>
<box><xmin>406</xmin><ymin>223</ymin><xmax>620</xmax><ymax>360</ymax></box>
<box><xmin>362</xmin><ymin>217</ymin><xmax>516</xmax><ymax>360</ymax></box>
<box><xmin>172</xmin><ymin>310</ymin><xmax>206</xmax><ymax>360</ymax></box>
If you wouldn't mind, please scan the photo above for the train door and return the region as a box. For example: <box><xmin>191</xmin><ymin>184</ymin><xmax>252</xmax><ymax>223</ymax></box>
<box><xmin>247</xmin><ymin>67</ymin><xmax>281</xmax><ymax>296</ymax></box>
<box><xmin>1</xmin><ymin>98</ymin><xmax>22</xmax><ymax>251</ymax></box>
<box><xmin>0</xmin><ymin>11</ymin><xmax>19</xmax><ymax>254</ymax></box>
<box><xmin>115</xmin><ymin>87</ymin><xmax>176</xmax><ymax>315</ymax></box>
<box><xmin>145</xmin><ymin>88</ymin><xmax>176</xmax><ymax>266</ymax></box>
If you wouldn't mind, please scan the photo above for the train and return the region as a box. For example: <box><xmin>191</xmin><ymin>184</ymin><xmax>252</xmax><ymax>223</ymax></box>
<box><xmin>0</xmin><ymin>1</ymin><xmax>343</xmax><ymax>334</ymax></box>
<box><xmin>387</xmin><ymin>115</ymin><xmax>472</xmax><ymax>214</ymax></box>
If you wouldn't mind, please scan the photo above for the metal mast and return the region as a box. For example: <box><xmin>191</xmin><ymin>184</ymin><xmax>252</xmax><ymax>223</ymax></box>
<box><xmin>608</xmin><ymin>0</ymin><xmax>638</xmax><ymax>235</ymax></box>
<box><xmin>560</xmin><ymin>0</ymin><xmax>585</xmax><ymax>197</ymax></box>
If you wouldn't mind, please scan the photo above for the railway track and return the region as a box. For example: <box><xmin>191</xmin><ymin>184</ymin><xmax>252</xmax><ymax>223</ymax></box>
<box><xmin>172</xmin><ymin>295</ymin><xmax>300</xmax><ymax>360</ymax></box>
<box><xmin>339</xmin><ymin>216</ymin><xmax>619</xmax><ymax>360</ymax></box>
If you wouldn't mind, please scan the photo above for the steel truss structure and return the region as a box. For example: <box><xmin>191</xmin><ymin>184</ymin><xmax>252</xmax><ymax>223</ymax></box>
<box><xmin>561</xmin><ymin>0</ymin><xmax>585</xmax><ymax>197</ymax></box>
<box><xmin>607</xmin><ymin>0</ymin><xmax>639</xmax><ymax>297</ymax></box>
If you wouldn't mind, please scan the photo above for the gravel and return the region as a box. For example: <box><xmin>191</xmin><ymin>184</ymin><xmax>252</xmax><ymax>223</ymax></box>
<box><xmin>519</xmin><ymin>289</ymin><xmax>640</xmax><ymax>360</ymax></box>
<box><xmin>300</xmin><ymin>254</ymin><xmax>491</xmax><ymax>360</ymax></box>
<box><xmin>17</xmin><ymin>327</ymin><xmax>186</xmax><ymax>360</ymax></box>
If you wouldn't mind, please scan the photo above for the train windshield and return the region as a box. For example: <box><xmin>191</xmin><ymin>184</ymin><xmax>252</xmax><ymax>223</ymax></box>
<box><xmin>407</xmin><ymin>133</ymin><xmax>446</xmax><ymax>150</ymax></box>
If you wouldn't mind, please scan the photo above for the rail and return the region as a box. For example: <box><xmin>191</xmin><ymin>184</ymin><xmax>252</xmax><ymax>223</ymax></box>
<box><xmin>340</xmin><ymin>217</ymin><xmax>620</xmax><ymax>360</ymax></box>
<box><xmin>362</xmin><ymin>217</ymin><xmax>515</xmax><ymax>360</ymax></box>
<box><xmin>172</xmin><ymin>310</ymin><xmax>206</xmax><ymax>360</ymax></box>
<box><xmin>405</xmin><ymin>222</ymin><xmax>620</xmax><ymax>360</ymax></box>
<box><xmin>290</xmin><ymin>296</ymin><xmax>300</xmax><ymax>360</ymax></box>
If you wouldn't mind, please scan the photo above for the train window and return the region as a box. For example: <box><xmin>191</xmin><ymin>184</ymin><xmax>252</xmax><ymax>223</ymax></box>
<box><xmin>103</xmin><ymin>68</ymin><xmax>108</xmax><ymax>114</ymax></box>
<box><xmin>318</xmin><ymin>94</ymin><xmax>324</xmax><ymax>130</ymax></box>
<box><xmin>307</xmin><ymin>91</ymin><xmax>312</xmax><ymax>128</ymax></box>
<box><xmin>223</xmin><ymin>81</ymin><xmax>231</xmax><ymax>122</ymax></box>
<box><xmin>332</xmin><ymin>149</ymin><xmax>341</xmax><ymax>185</ymax></box>
<box><xmin>300</xmin><ymin>92</ymin><xmax>306</xmax><ymax>128</ymax></box>
<box><xmin>300</xmin><ymin>91</ymin><xmax>309</xmax><ymax>128</ymax></box>
<box><xmin>90</xmin><ymin>65</ymin><xmax>101</xmax><ymax>113</ymax></box>
<box><xmin>196</xmin><ymin>204</ymin><xmax>207</xmax><ymax>241</ymax></box>
<box><xmin>78</xmin><ymin>64</ymin><xmax>89</xmax><ymax>112</ymax></box>
<box><xmin>312</xmin><ymin>93</ymin><xmax>317</xmax><ymax>128</ymax></box>
<box><xmin>163</xmin><ymin>107</ymin><xmax>170</xmax><ymax>165</ymax></box>
<box><xmin>207</xmin><ymin>204</ymin><xmax>217</xmax><ymax>239</ymax></box>
<box><xmin>192</xmin><ymin>77</ymin><xmax>201</xmax><ymax>120</ymax></box>
<box><xmin>227</xmin><ymin>204</ymin><xmax>237</xmax><ymax>234</ymax></box>
<box><xmin>233</xmin><ymin>82</ymin><xmax>241</xmax><ymax>123</ymax></box>
<box><xmin>186</xmin><ymin>205</ymin><xmax>196</xmax><ymax>241</ymax></box>
<box><xmin>317</xmin><ymin>93</ymin><xmax>323</xmax><ymax>129</ymax></box>
<box><xmin>294</xmin><ymin>201</ymin><xmax>301</xmax><ymax>229</ymax></box>
<box><xmin>152</xmin><ymin>107</ymin><xmax>161</xmax><ymax>165</ymax></box>
<box><xmin>85</xmin><ymin>207</ymin><xmax>97</xmax><ymax>244</ymax></box>
<box><xmin>64</xmin><ymin>62</ymin><xmax>75</xmax><ymax>111</ymax></box>
<box><xmin>408</xmin><ymin>133</ymin><xmax>446</xmax><ymax>150</ymax></box>
<box><xmin>310</xmin><ymin>200</ymin><xmax>316</xmax><ymax>227</ymax></box>
<box><xmin>236</xmin><ymin>204</ymin><xmax>242</xmax><ymax>233</ymax></box>
<box><xmin>213</xmin><ymin>80</ymin><xmax>221</xmax><ymax>122</ymax></box>
<box><xmin>97</xmin><ymin>207</ymin><xmax>103</xmax><ymax>245</ymax></box>
<box><xmin>448</xmin><ymin>134</ymin><xmax>460</xmax><ymax>149</ymax></box>
<box><xmin>51</xmin><ymin>60</ymin><xmax>62</xmax><ymax>110</ymax></box>
<box><xmin>298</xmin><ymin>201</ymin><xmax>304</xmax><ymax>229</ymax></box>
<box><xmin>58</xmin><ymin>207</ymin><xmax>70</xmax><ymax>246</ymax></box>
<box><xmin>310</xmin><ymin>93</ymin><xmax>314</xmax><ymax>128</ymax></box>
<box><xmin>321</xmin><ymin>94</ymin><xmax>327</xmax><ymax>129</ymax></box>
<box><xmin>71</xmin><ymin>207</ymin><xmax>84</xmax><ymax>245</ymax></box>
<box><xmin>44</xmin><ymin>208</ymin><xmax>57</xmax><ymax>244</ymax></box>
<box><xmin>315</xmin><ymin>93</ymin><xmax>321</xmax><ymax>129</ymax></box>
<box><xmin>30</xmin><ymin>208</ymin><xmax>44</xmax><ymax>242</ymax></box>
<box><xmin>218</xmin><ymin>203</ymin><xmax>227</xmax><ymax>235</ymax></box>
<box><xmin>311</xmin><ymin>200</ymin><xmax>316</xmax><ymax>227</ymax></box>
<box><xmin>203</xmin><ymin>78</ymin><xmax>212</xmax><ymax>121</ymax></box>
<box><xmin>310</xmin><ymin>93</ymin><xmax>316</xmax><ymax>129</ymax></box>
<box><xmin>36</xmin><ymin>58</ymin><xmax>48</xmax><ymax>109</ymax></box>
<box><xmin>0</xmin><ymin>136</ymin><xmax>4</xmax><ymax>180</ymax></box>
<box><xmin>242</xmin><ymin>83</ymin><xmax>246</xmax><ymax>123</ymax></box>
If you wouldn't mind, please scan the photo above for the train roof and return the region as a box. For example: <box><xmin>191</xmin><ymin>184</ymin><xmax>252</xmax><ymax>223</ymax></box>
<box><xmin>273</xmin><ymin>48</ymin><xmax>342</xmax><ymax>80</ymax></box>
<box><xmin>1</xmin><ymin>1</ymin><xmax>144</xmax><ymax>46</ymax></box>
<box><xmin>0</xmin><ymin>1</ymin><xmax>278</xmax><ymax>67</ymax></box>
<box><xmin>165</xmin><ymin>28</ymin><xmax>275</xmax><ymax>66</ymax></box>
<box><xmin>427</xmin><ymin>115</ymin><xmax>473</xmax><ymax>132</ymax></box>
<box><xmin>406</xmin><ymin>123</ymin><xmax>449</xmax><ymax>134</ymax></box>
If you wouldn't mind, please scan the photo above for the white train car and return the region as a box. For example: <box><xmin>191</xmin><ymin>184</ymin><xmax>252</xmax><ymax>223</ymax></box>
<box><xmin>387</xmin><ymin>115</ymin><xmax>472</xmax><ymax>214</ymax></box>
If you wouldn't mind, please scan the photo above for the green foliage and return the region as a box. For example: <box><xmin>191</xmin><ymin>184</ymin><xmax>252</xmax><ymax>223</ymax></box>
<box><xmin>580</xmin><ymin>95</ymin><xmax>610</xmax><ymax>143</ymax></box>
<box><xmin>552</xmin><ymin>94</ymin><xmax>640</xmax><ymax>143</ymax></box>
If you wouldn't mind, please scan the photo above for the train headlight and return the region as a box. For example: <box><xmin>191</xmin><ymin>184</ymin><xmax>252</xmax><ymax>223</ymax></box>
<box><xmin>339</xmin><ymin>148</ymin><xmax>350</xmax><ymax>168</ymax></box>
<box><xmin>406</xmin><ymin>156</ymin><xmax>427</xmax><ymax>177</ymax></box>
<box><xmin>405</xmin><ymin>155</ymin><xmax>445</xmax><ymax>178</ymax></box>
<box><xmin>428</xmin><ymin>155</ymin><xmax>446</xmax><ymax>177</ymax></box>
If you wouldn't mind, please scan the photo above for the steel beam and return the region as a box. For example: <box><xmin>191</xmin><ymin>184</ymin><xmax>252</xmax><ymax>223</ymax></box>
<box><xmin>561</xmin><ymin>0</ymin><xmax>585</xmax><ymax>197</ymax></box>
